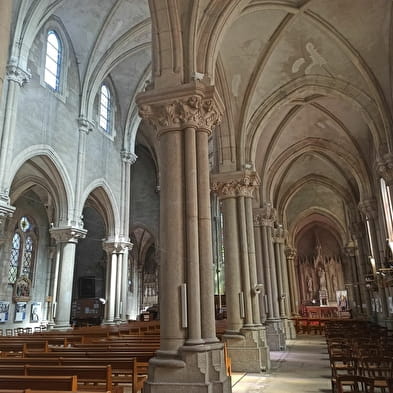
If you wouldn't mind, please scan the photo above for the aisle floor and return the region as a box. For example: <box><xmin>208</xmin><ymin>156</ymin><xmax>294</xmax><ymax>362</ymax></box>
<box><xmin>231</xmin><ymin>335</ymin><xmax>332</xmax><ymax>393</ymax></box>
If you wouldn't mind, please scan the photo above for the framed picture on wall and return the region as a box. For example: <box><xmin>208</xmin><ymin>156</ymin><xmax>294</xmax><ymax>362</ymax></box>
<box><xmin>0</xmin><ymin>301</ymin><xmax>9</xmax><ymax>322</ymax></box>
<box><xmin>15</xmin><ymin>302</ymin><xmax>26</xmax><ymax>322</ymax></box>
<box><xmin>30</xmin><ymin>302</ymin><xmax>41</xmax><ymax>322</ymax></box>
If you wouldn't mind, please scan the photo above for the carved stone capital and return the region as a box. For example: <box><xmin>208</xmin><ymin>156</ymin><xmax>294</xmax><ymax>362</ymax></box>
<box><xmin>343</xmin><ymin>241</ymin><xmax>356</xmax><ymax>257</ymax></box>
<box><xmin>211</xmin><ymin>171</ymin><xmax>260</xmax><ymax>199</ymax></box>
<box><xmin>259</xmin><ymin>202</ymin><xmax>277</xmax><ymax>227</ymax></box>
<box><xmin>350</xmin><ymin>221</ymin><xmax>366</xmax><ymax>239</ymax></box>
<box><xmin>376</xmin><ymin>153</ymin><xmax>393</xmax><ymax>187</ymax></box>
<box><xmin>285</xmin><ymin>247</ymin><xmax>296</xmax><ymax>260</ymax></box>
<box><xmin>103</xmin><ymin>240</ymin><xmax>133</xmax><ymax>254</ymax></box>
<box><xmin>6</xmin><ymin>59</ymin><xmax>31</xmax><ymax>86</ymax></box>
<box><xmin>49</xmin><ymin>226</ymin><xmax>87</xmax><ymax>243</ymax></box>
<box><xmin>0</xmin><ymin>201</ymin><xmax>15</xmax><ymax>239</ymax></box>
<box><xmin>78</xmin><ymin>116</ymin><xmax>94</xmax><ymax>134</ymax></box>
<box><xmin>136</xmin><ymin>81</ymin><xmax>224</xmax><ymax>135</ymax></box>
<box><xmin>273</xmin><ymin>226</ymin><xmax>286</xmax><ymax>243</ymax></box>
<box><xmin>358</xmin><ymin>199</ymin><xmax>378</xmax><ymax>220</ymax></box>
<box><xmin>121</xmin><ymin>150</ymin><xmax>137</xmax><ymax>164</ymax></box>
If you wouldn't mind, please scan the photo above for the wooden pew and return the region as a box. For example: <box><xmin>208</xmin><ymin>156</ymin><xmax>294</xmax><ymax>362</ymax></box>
<box><xmin>25</xmin><ymin>365</ymin><xmax>118</xmax><ymax>393</ymax></box>
<box><xmin>0</xmin><ymin>375</ymin><xmax>77</xmax><ymax>391</ymax></box>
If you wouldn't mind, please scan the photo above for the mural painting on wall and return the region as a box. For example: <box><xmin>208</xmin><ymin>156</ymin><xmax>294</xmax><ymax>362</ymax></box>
<box><xmin>298</xmin><ymin>237</ymin><xmax>344</xmax><ymax>306</ymax></box>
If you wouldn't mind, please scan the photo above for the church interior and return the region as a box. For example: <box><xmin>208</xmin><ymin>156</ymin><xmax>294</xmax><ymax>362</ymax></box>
<box><xmin>0</xmin><ymin>1</ymin><xmax>393</xmax><ymax>392</ymax></box>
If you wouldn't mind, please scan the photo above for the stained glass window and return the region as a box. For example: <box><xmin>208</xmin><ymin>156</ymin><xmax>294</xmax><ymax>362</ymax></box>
<box><xmin>8</xmin><ymin>217</ymin><xmax>37</xmax><ymax>284</ymax></box>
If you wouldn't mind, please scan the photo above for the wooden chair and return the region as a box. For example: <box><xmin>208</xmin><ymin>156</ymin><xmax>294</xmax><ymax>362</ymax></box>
<box><xmin>336</xmin><ymin>375</ymin><xmax>374</xmax><ymax>393</ymax></box>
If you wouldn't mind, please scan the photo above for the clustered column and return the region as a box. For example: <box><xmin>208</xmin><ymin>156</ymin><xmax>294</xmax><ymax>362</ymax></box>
<box><xmin>212</xmin><ymin>172</ymin><xmax>262</xmax><ymax>329</ymax></box>
<box><xmin>49</xmin><ymin>226</ymin><xmax>87</xmax><ymax>329</ymax></box>
<box><xmin>137</xmin><ymin>81</ymin><xmax>230</xmax><ymax>393</ymax></box>
<box><xmin>358</xmin><ymin>199</ymin><xmax>389</xmax><ymax>318</ymax></box>
<box><xmin>103</xmin><ymin>241</ymin><xmax>132</xmax><ymax>323</ymax></box>
<box><xmin>285</xmin><ymin>247</ymin><xmax>300</xmax><ymax>316</ymax></box>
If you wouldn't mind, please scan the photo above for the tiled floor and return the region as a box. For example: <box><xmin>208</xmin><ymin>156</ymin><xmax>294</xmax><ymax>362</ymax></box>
<box><xmin>232</xmin><ymin>335</ymin><xmax>332</xmax><ymax>393</ymax></box>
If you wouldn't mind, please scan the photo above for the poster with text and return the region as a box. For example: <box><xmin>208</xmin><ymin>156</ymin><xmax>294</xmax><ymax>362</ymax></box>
<box><xmin>0</xmin><ymin>301</ymin><xmax>9</xmax><ymax>322</ymax></box>
<box><xmin>30</xmin><ymin>302</ymin><xmax>41</xmax><ymax>322</ymax></box>
<box><xmin>15</xmin><ymin>302</ymin><xmax>26</xmax><ymax>322</ymax></box>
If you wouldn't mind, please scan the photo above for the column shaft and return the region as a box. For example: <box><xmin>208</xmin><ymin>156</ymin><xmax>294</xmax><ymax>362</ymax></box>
<box><xmin>245</xmin><ymin>197</ymin><xmax>261</xmax><ymax>325</ymax></box>
<box><xmin>159</xmin><ymin>130</ymin><xmax>185</xmax><ymax>351</ymax></box>
<box><xmin>55</xmin><ymin>241</ymin><xmax>77</xmax><ymax>328</ymax></box>
<box><xmin>267</xmin><ymin>226</ymin><xmax>280</xmax><ymax>318</ymax></box>
<box><xmin>196</xmin><ymin>131</ymin><xmax>217</xmax><ymax>342</ymax></box>
<box><xmin>237</xmin><ymin>196</ymin><xmax>253</xmax><ymax>326</ymax></box>
<box><xmin>261</xmin><ymin>225</ymin><xmax>274</xmax><ymax>317</ymax></box>
<box><xmin>115</xmin><ymin>253</ymin><xmax>122</xmax><ymax>320</ymax></box>
<box><xmin>274</xmin><ymin>240</ymin><xmax>285</xmax><ymax>317</ymax></box>
<box><xmin>184</xmin><ymin>127</ymin><xmax>202</xmax><ymax>344</ymax></box>
<box><xmin>107</xmin><ymin>252</ymin><xmax>117</xmax><ymax>322</ymax></box>
<box><xmin>222</xmin><ymin>197</ymin><xmax>242</xmax><ymax>332</ymax></box>
<box><xmin>253</xmin><ymin>224</ymin><xmax>266</xmax><ymax>322</ymax></box>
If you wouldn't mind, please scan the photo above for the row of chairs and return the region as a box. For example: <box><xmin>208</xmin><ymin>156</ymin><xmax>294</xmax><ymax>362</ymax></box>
<box><xmin>0</xmin><ymin>326</ymin><xmax>47</xmax><ymax>336</ymax></box>
<box><xmin>326</xmin><ymin>320</ymin><xmax>393</xmax><ymax>393</ymax></box>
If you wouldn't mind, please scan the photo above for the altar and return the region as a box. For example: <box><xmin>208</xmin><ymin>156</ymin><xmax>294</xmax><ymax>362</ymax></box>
<box><xmin>303</xmin><ymin>306</ymin><xmax>338</xmax><ymax>318</ymax></box>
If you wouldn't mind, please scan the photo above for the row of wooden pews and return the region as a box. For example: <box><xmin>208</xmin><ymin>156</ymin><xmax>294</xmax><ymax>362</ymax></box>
<box><xmin>325</xmin><ymin>319</ymin><xmax>393</xmax><ymax>392</ymax></box>
<box><xmin>0</xmin><ymin>320</ymin><xmax>160</xmax><ymax>393</ymax></box>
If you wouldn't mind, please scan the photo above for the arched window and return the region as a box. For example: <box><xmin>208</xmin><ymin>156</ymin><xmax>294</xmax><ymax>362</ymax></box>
<box><xmin>44</xmin><ymin>30</ymin><xmax>62</xmax><ymax>90</ymax></box>
<box><xmin>99</xmin><ymin>84</ymin><xmax>112</xmax><ymax>132</ymax></box>
<box><xmin>8</xmin><ymin>216</ymin><xmax>37</xmax><ymax>284</ymax></box>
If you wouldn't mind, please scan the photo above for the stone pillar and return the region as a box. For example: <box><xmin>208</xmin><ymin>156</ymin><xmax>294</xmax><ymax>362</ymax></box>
<box><xmin>253</xmin><ymin>215</ymin><xmax>266</xmax><ymax>323</ymax></box>
<box><xmin>0</xmin><ymin>1</ymin><xmax>12</xmax><ymax>98</ymax></box>
<box><xmin>274</xmin><ymin>226</ymin><xmax>295</xmax><ymax>339</ymax></box>
<box><xmin>285</xmin><ymin>247</ymin><xmax>300</xmax><ymax>317</ymax></box>
<box><xmin>350</xmin><ymin>221</ymin><xmax>372</xmax><ymax>317</ymax></box>
<box><xmin>47</xmin><ymin>245</ymin><xmax>60</xmax><ymax>328</ymax></box>
<box><xmin>137</xmin><ymin>81</ymin><xmax>230</xmax><ymax>393</ymax></box>
<box><xmin>0</xmin><ymin>59</ymin><xmax>31</xmax><ymax>196</ymax></box>
<box><xmin>212</xmin><ymin>173</ymin><xmax>270</xmax><ymax>372</ymax></box>
<box><xmin>49</xmin><ymin>227</ymin><xmax>87</xmax><ymax>329</ymax></box>
<box><xmin>343</xmin><ymin>243</ymin><xmax>362</xmax><ymax>317</ymax></box>
<box><xmin>120</xmin><ymin>150</ymin><xmax>136</xmax><ymax>322</ymax></box>
<box><xmin>0</xmin><ymin>206</ymin><xmax>15</xmax><ymax>296</ymax></box>
<box><xmin>359</xmin><ymin>199</ymin><xmax>389</xmax><ymax>319</ymax></box>
<box><xmin>216</xmin><ymin>186</ymin><xmax>242</xmax><ymax>334</ymax></box>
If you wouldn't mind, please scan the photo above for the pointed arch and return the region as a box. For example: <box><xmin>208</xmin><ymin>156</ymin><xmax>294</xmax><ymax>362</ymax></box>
<box><xmin>80</xmin><ymin>179</ymin><xmax>119</xmax><ymax>238</ymax></box>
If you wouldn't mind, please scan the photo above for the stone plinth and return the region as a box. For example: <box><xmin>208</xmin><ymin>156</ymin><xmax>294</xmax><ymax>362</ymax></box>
<box><xmin>266</xmin><ymin>319</ymin><xmax>286</xmax><ymax>351</ymax></box>
<box><xmin>223</xmin><ymin>327</ymin><xmax>270</xmax><ymax>372</ymax></box>
<box><xmin>143</xmin><ymin>343</ymin><xmax>230</xmax><ymax>393</ymax></box>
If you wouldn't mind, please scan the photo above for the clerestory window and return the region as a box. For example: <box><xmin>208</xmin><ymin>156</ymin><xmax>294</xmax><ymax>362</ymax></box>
<box><xmin>44</xmin><ymin>30</ymin><xmax>62</xmax><ymax>90</ymax></box>
<box><xmin>99</xmin><ymin>84</ymin><xmax>112</xmax><ymax>133</ymax></box>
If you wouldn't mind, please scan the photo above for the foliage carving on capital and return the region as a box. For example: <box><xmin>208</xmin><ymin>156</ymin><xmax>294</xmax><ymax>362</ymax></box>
<box><xmin>376</xmin><ymin>153</ymin><xmax>393</xmax><ymax>186</ymax></box>
<box><xmin>211</xmin><ymin>172</ymin><xmax>260</xmax><ymax>199</ymax></box>
<box><xmin>6</xmin><ymin>58</ymin><xmax>31</xmax><ymax>86</ymax></box>
<box><xmin>78</xmin><ymin>116</ymin><xmax>94</xmax><ymax>134</ymax></box>
<box><xmin>138</xmin><ymin>94</ymin><xmax>222</xmax><ymax>134</ymax></box>
<box><xmin>273</xmin><ymin>225</ymin><xmax>286</xmax><ymax>243</ymax></box>
<box><xmin>49</xmin><ymin>226</ymin><xmax>87</xmax><ymax>243</ymax></box>
<box><xmin>285</xmin><ymin>247</ymin><xmax>296</xmax><ymax>260</ymax></box>
<box><xmin>103</xmin><ymin>240</ymin><xmax>133</xmax><ymax>254</ymax></box>
<box><xmin>343</xmin><ymin>241</ymin><xmax>356</xmax><ymax>257</ymax></box>
<box><xmin>260</xmin><ymin>202</ymin><xmax>277</xmax><ymax>226</ymax></box>
<box><xmin>358</xmin><ymin>199</ymin><xmax>378</xmax><ymax>220</ymax></box>
<box><xmin>121</xmin><ymin>150</ymin><xmax>137</xmax><ymax>164</ymax></box>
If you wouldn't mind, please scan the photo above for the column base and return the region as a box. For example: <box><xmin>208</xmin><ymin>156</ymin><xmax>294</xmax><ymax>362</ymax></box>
<box><xmin>282</xmin><ymin>317</ymin><xmax>296</xmax><ymax>339</ymax></box>
<box><xmin>223</xmin><ymin>326</ymin><xmax>270</xmax><ymax>372</ymax></box>
<box><xmin>266</xmin><ymin>319</ymin><xmax>286</xmax><ymax>351</ymax></box>
<box><xmin>52</xmin><ymin>322</ymin><xmax>72</xmax><ymax>330</ymax></box>
<box><xmin>143</xmin><ymin>343</ymin><xmax>231</xmax><ymax>393</ymax></box>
